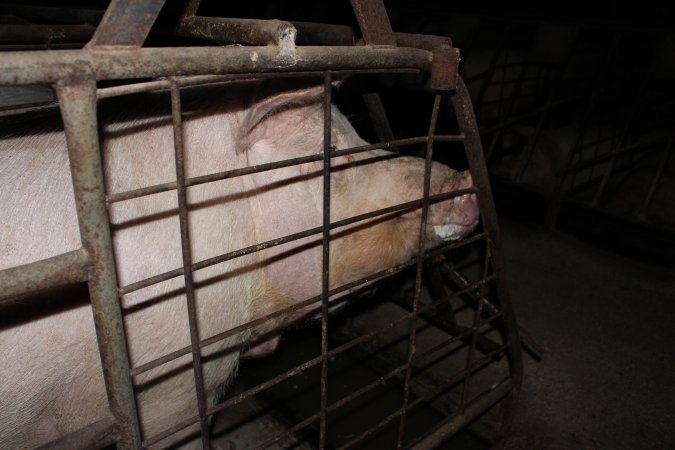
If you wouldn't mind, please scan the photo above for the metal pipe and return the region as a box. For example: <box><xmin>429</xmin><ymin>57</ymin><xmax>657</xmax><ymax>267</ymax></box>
<box><xmin>319</xmin><ymin>71</ymin><xmax>333</xmax><ymax>450</ymax></box>
<box><xmin>175</xmin><ymin>16</ymin><xmax>297</xmax><ymax>47</ymax></box>
<box><xmin>408</xmin><ymin>378</ymin><xmax>514</xmax><ymax>450</ymax></box>
<box><xmin>54</xmin><ymin>80</ymin><xmax>141</xmax><ymax>450</ymax></box>
<box><xmin>86</xmin><ymin>0</ymin><xmax>165</xmax><ymax>47</ymax></box>
<box><xmin>0</xmin><ymin>46</ymin><xmax>432</xmax><ymax>86</ymax></box>
<box><xmin>169</xmin><ymin>81</ymin><xmax>211</xmax><ymax>449</ymax></box>
<box><xmin>452</xmin><ymin>76</ymin><xmax>523</xmax><ymax>437</ymax></box>
<box><xmin>0</xmin><ymin>248</ymin><xmax>90</xmax><ymax>303</ymax></box>
<box><xmin>397</xmin><ymin>93</ymin><xmax>442</xmax><ymax>447</ymax></box>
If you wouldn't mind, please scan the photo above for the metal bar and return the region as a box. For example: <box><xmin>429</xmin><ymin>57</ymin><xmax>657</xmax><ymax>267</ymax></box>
<box><xmin>0</xmin><ymin>248</ymin><xmax>90</xmax><ymax>303</ymax></box>
<box><xmin>338</xmin><ymin>345</ymin><xmax>509</xmax><ymax>450</ymax></box>
<box><xmin>119</xmin><ymin>186</ymin><xmax>475</xmax><ymax>296</ymax></box>
<box><xmin>459</xmin><ymin>245</ymin><xmax>491</xmax><ymax>407</ymax></box>
<box><xmin>319</xmin><ymin>71</ymin><xmax>333</xmax><ymax>450</ymax></box>
<box><xmin>54</xmin><ymin>80</ymin><xmax>141</xmax><ymax>449</ymax></box>
<box><xmin>362</xmin><ymin>92</ymin><xmax>397</xmax><ymax>147</ymax></box>
<box><xmin>451</xmin><ymin>77</ymin><xmax>523</xmax><ymax>436</ymax></box>
<box><xmin>408</xmin><ymin>378</ymin><xmax>514</xmax><ymax>450</ymax></box>
<box><xmin>107</xmin><ymin>135</ymin><xmax>464</xmax><ymax>204</ymax></box>
<box><xmin>145</xmin><ymin>272</ymin><xmax>497</xmax><ymax>449</ymax></box>
<box><xmin>169</xmin><ymin>81</ymin><xmax>211</xmax><ymax>449</ymax></box>
<box><xmin>174</xmin><ymin>16</ymin><xmax>297</xmax><ymax>47</ymax></box>
<box><xmin>96</xmin><ymin>68</ymin><xmax>424</xmax><ymax>100</ymax></box>
<box><xmin>132</xmin><ymin>234</ymin><xmax>486</xmax><ymax>379</ymax></box>
<box><xmin>350</xmin><ymin>0</ymin><xmax>396</xmax><ymax>46</ymax></box>
<box><xmin>397</xmin><ymin>93</ymin><xmax>442</xmax><ymax>448</ymax></box>
<box><xmin>87</xmin><ymin>0</ymin><xmax>165</xmax><ymax>47</ymax></box>
<box><xmin>638</xmin><ymin>138</ymin><xmax>673</xmax><ymax>220</ymax></box>
<box><xmin>35</xmin><ymin>414</ymin><xmax>118</xmax><ymax>450</ymax></box>
<box><xmin>0</xmin><ymin>46</ymin><xmax>433</xmax><ymax>86</ymax></box>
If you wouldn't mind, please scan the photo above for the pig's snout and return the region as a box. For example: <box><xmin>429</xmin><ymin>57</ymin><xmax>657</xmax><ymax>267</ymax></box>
<box><xmin>429</xmin><ymin>171</ymin><xmax>480</xmax><ymax>241</ymax></box>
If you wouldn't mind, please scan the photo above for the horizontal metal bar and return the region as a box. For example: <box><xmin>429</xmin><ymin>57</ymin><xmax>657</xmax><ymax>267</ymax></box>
<box><xmin>0</xmin><ymin>46</ymin><xmax>432</xmax><ymax>85</ymax></box>
<box><xmin>35</xmin><ymin>415</ymin><xmax>118</xmax><ymax>450</ymax></box>
<box><xmin>0</xmin><ymin>248</ymin><xmax>91</xmax><ymax>303</ymax></box>
<box><xmin>119</xmin><ymin>186</ymin><xmax>475</xmax><ymax>296</ymax></box>
<box><xmin>174</xmin><ymin>16</ymin><xmax>296</xmax><ymax>46</ymax></box>
<box><xmin>97</xmin><ymin>68</ymin><xmax>423</xmax><ymax>100</ymax></box>
<box><xmin>408</xmin><ymin>378</ymin><xmax>514</xmax><ymax>450</ymax></box>
<box><xmin>107</xmin><ymin>134</ymin><xmax>464</xmax><ymax>204</ymax></box>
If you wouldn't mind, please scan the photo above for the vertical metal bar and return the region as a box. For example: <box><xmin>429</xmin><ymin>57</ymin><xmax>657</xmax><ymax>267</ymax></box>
<box><xmin>319</xmin><ymin>71</ymin><xmax>333</xmax><ymax>450</ymax></box>
<box><xmin>396</xmin><ymin>93</ymin><xmax>442</xmax><ymax>449</ymax></box>
<box><xmin>638</xmin><ymin>138</ymin><xmax>673</xmax><ymax>220</ymax></box>
<box><xmin>459</xmin><ymin>244</ymin><xmax>490</xmax><ymax>407</ymax></box>
<box><xmin>362</xmin><ymin>92</ymin><xmax>397</xmax><ymax>149</ymax></box>
<box><xmin>86</xmin><ymin>0</ymin><xmax>166</xmax><ymax>48</ymax></box>
<box><xmin>54</xmin><ymin>80</ymin><xmax>142</xmax><ymax>450</ymax></box>
<box><xmin>451</xmin><ymin>77</ymin><xmax>523</xmax><ymax>438</ymax></box>
<box><xmin>350</xmin><ymin>0</ymin><xmax>396</xmax><ymax>46</ymax></box>
<box><xmin>169</xmin><ymin>80</ymin><xmax>211</xmax><ymax>449</ymax></box>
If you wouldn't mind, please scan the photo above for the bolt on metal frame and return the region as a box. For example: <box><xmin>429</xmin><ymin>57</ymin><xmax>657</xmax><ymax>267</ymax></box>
<box><xmin>0</xmin><ymin>1</ymin><xmax>522</xmax><ymax>448</ymax></box>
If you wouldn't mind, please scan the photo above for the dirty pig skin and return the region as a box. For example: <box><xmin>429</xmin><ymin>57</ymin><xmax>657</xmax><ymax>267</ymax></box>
<box><xmin>0</xmin><ymin>80</ymin><xmax>479</xmax><ymax>449</ymax></box>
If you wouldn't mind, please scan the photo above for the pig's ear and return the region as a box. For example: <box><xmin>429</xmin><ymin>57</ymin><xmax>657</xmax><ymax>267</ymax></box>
<box><xmin>243</xmin><ymin>79</ymin><xmax>343</xmax><ymax>135</ymax></box>
<box><xmin>243</xmin><ymin>85</ymin><xmax>325</xmax><ymax>135</ymax></box>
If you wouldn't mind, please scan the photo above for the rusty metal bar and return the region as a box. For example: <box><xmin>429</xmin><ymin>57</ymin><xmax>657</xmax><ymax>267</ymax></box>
<box><xmin>131</xmin><ymin>233</ymin><xmax>486</xmax><ymax>380</ymax></box>
<box><xmin>397</xmin><ymin>93</ymin><xmax>442</xmax><ymax>448</ymax></box>
<box><xmin>54</xmin><ymin>80</ymin><xmax>141</xmax><ymax>449</ymax></box>
<box><xmin>460</xmin><ymin>245</ymin><xmax>491</xmax><ymax>408</ymax></box>
<box><xmin>169</xmin><ymin>81</ymin><xmax>211</xmax><ymax>449</ymax></box>
<box><xmin>106</xmin><ymin>131</ymin><xmax>459</xmax><ymax>208</ymax></box>
<box><xmin>0</xmin><ymin>248</ymin><xmax>90</xmax><ymax>303</ymax></box>
<box><xmin>408</xmin><ymin>378</ymin><xmax>514</xmax><ymax>450</ymax></box>
<box><xmin>175</xmin><ymin>16</ymin><xmax>297</xmax><ymax>47</ymax></box>
<box><xmin>350</xmin><ymin>0</ymin><xmax>396</xmax><ymax>46</ymax></box>
<box><xmin>144</xmin><ymin>271</ymin><xmax>496</xmax><ymax>447</ymax></box>
<box><xmin>319</xmin><ymin>71</ymin><xmax>333</xmax><ymax>450</ymax></box>
<box><xmin>119</xmin><ymin>185</ymin><xmax>475</xmax><ymax>296</ymax></box>
<box><xmin>452</xmin><ymin>76</ymin><xmax>523</xmax><ymax>436</ymax></box>
<box><xmin>35</xmin><ymin>414</ymin><xmax>118</xmax><ymax>450</ymax></box>
<box><xmin>0</xmin><ymin>47</ymin><xmax>432</xmax><ymax>86</ymax></box>
<box><xmin>87</xmin><ymin>0</ymin><xmax>165</xmax><ymax>47</ymax></box>
<box><xmin>362</xmin><ymin>92</ymin><xmax>397</xmax><ymax>147</ymax></box>
<box><xmin>337</xmin><ymin>344</ymin><xmax>509</xmax><ymax>450</ymax></box>
<box><xmin>106</xmin><ymin>134</ymin><xmax>464</xmax><ymax>205</ymax></box>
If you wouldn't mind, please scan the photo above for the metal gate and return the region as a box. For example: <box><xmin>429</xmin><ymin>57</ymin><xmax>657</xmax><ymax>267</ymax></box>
<box><xmin>0</xmin><ymin>1</ymin><xmax>522</xmax><ymax>448</ymax></box>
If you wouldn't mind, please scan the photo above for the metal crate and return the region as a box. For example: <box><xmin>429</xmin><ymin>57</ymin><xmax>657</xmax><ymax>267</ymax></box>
<box><xmin>0</xmin><ymin>1</ymin><xmax>522</xmax><ymax>448</ymax></box>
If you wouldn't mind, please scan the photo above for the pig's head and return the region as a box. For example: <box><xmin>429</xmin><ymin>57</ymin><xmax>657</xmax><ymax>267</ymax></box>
<box><xmin>240</xmin><ymin>80</ymin><xmax>480</xmax><ymax>286</ymax></box>
<box><xmin>236</xmin><ymin>81</ymin><xmax>481</xmax><ymax>357</ymax></box>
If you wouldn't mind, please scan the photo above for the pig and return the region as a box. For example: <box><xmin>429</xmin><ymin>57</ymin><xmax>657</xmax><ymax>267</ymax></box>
<box><xmin>0</xmin><ymin>80</ymin><xmax>479</xmax><ymax>449</ymax></box>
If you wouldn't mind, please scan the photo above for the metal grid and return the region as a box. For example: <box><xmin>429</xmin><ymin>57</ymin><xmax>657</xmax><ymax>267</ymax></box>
<box><xmin>0</xmin><ymin>1</ymin><xmax>522</xmax><ymax>448</ymax></box>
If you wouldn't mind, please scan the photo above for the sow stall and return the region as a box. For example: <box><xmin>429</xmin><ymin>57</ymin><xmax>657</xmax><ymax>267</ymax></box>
<box><xmin>0</xmin><ymin>1</ymin><xmax>522</xmax><ymax>448</ymax></box>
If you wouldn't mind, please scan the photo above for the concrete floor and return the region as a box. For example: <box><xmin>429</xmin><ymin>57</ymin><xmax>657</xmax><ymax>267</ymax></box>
<box><xmin>497</xmin><ymin>218</ymin><xmax>675</xmax><ymax>450</ymax></box>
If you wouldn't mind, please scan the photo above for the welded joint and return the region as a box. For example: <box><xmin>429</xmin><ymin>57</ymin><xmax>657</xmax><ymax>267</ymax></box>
<box><xmin>430</xmin><ymin>45</ymin><xmax>460</xmax><ymax>91</ymax></box>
